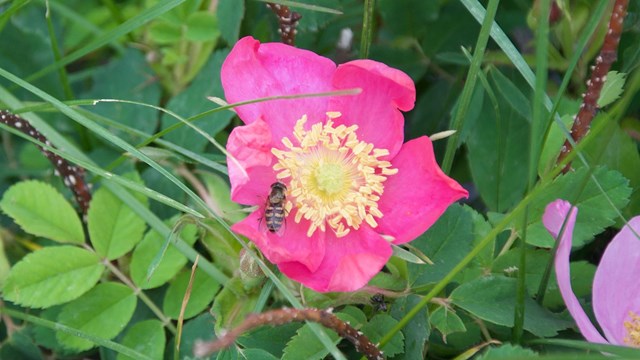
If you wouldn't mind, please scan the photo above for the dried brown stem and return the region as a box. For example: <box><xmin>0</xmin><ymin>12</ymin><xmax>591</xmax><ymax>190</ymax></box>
<box><xmin>266</xmin><ymin>3</ymin><xmax>302</xmax><ymax>46</ymax></box>
<box><xmin>0</xmin><ymin>110</ymin><xmax>92</xmax><ymax>214</ymax></box>
<box><xmin>556</xmin><ymin>0</ymin><xmax>628</xmax><ymax>173</ymax></box>
<box><xmin>193</xmin><ymin>307</ymin><xmax>385</xmax><ymax>360</ymax></box>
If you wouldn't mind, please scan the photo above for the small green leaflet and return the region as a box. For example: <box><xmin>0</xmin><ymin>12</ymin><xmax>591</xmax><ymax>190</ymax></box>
<box><xmin>597</xmin><ymin>71</ymin><xmax>626</xmax><ymax>107</ymax></box>
<box><xmin>116</xmin><ymin>319</ymin><xmax>165</xmax><ymax>360</ymax></box>
<box><xmin>0</xmin><ymin>180</ymin><xmax>84</xmax><ymax>244</ymax></box>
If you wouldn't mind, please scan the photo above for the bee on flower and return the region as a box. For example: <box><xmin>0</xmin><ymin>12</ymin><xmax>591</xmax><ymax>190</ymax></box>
<box><xmin>223</xmin><ymin>37</ymin><xmax>468</xmax><ymax>292</ymax></box>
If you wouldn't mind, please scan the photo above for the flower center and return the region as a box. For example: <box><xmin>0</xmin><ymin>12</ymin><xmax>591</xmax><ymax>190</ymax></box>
<box><xmin>271</xmin><ymin>112</ymin><xmax>397</xmax><ymax>238</ymax></box>
<box><xmin>624</xmin><ymin>311</ymin><xmax>640</xmax><ymax>347</ymax></box>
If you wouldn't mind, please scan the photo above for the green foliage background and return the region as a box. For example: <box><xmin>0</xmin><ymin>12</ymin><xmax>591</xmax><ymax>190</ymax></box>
<box><xmin>0</xmin><ymin>0</ymin><xmax>639</xmax><ymax>359</ymax></box>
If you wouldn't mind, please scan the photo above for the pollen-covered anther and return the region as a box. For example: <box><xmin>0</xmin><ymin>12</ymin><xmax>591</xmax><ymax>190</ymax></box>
<box><xmin>272</xmin><ymin>112</ymin><xmax>396</xmax><ymax>238</ymax></box>
<box><xmin>624</xmin><ymin>311</ymin><xmax>640</xmax><ymax>347</ymax></box>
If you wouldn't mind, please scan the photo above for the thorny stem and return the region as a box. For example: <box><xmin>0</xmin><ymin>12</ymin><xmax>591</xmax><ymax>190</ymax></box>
<box><xmin>266</xmin><ymin>2</ymin><xmax>302</xmax><ymax>46</ymax></box>
<box><xmin>556</xmin><ymin>0</ymin><xmax>629</xmax><ymax>172</ymax></box>
<box><xmin>193</xmin><ymin>308</ymin><xmax>385</xmax><ymax>360</ymax></box>
<box><xmin>0</xmin><ymin>110</ymin><xmax>92</xmax><ymax>214</ymax></box>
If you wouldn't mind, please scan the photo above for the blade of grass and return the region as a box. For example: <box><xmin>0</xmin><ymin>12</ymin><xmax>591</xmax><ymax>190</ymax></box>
<box><xmin>529</xmin><ymin>338</ymin><xmax>640</xmax><ymax>357</ymax></box>
<box><xmin>0</xmin><ymin>0</ymin><xmax>30</xmax><ymax>32</ymax></box>
<box><xmin>24</xmin><ymin>0</ymin><xmax>186</xmax><ymax>84</ymax></box>
<box><xmin>441</xmin><ymin>0</ymin><xmax>500</xmax><ymax>174</ymax></box>
<box><xmin>360</xmin><ymin>0</ymin><xmax>375</xmax><ymax>58</ymax></box>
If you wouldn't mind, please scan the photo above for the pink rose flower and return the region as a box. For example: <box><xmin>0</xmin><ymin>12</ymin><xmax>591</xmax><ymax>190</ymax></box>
<box><xmin>544</xmin><ymin>199</ymin><xmax>640</xmax><ymax>346</ymax></box>
<box><xmin>222</xmin><ymin>36</ymin><xmax>468</xmax><ymax>292</ymax></box>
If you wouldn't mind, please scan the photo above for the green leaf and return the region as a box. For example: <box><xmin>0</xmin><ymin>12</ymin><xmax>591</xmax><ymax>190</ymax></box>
<box><xmin>178</xmin><ymin>312</ymin><xmax>217</xmax><ymax>359</ymax></box>
<box><xmin>163</xmin><ymin>267</ymin><xmax>220</xmax><ymax>320</ymax></box>
<box><xmin>201</xmin><ymin>171</ymin><xmax>245</xmax><ymax>223</ymax></box>
<box><xmin>430</xmin><ymin>306</ymin><xmax>466</xmax><ymax>339</ymax></box>
<box><xmin>211</xmin><ymin>278</ymin><xmax>258</xmax><ymax>332</ymax></box>
<box><xmin>86</xmin><ymin>48</ymin><xmax>161</xmax><ymax>144</ymax></box>
<box><xmin>0</xmin><ymin>180</ymin><xmax>84</xmax><ymax>244</ymax></box>
<box><xmin>0</xmin><ymin>328</ymin><xmax>43</xmax><ymax>360</ymax></box>
<box><xmin>524</xmin><ymin>167</ymin><xmax>631</xmax><ymax>248</ymax></box>
<box><xmin>238</xmin><ymin>323</ymin><xmax>301</xmax><ymax>359</ymax></box>
<box><xmin>56</xmin><ymin>282</ymin><xmax>137</xmax><ymax>351</ymax></box>
<box><xmin>186</xmin><ymin>12</ymin><xmax>220</xmax><ymax>42</ymax></box>
<box><xmin>390</xmin><ymin>295</ymin><xmax>429</xmax><ymax>360</ymax></box>
<box><xmin>116</xmin><ymin>320</ymin><xmax>165</xmax><ymax>360</ymax></box>
<box><xmin>160</xmin><ymin>49</ymin><xmax>234</xmax><ymax>151</ymax></box>
<box><xmin>538</xmin><ymin>113</ymin><xmax>575</xmax><ymax>177</ymax></box>
<box><xmin>361</xmin><ymin>314</ymin><xmax>404</xmax><ymax>358</ymax></box>
<box><xmin>217</xmin><ymin>0</ymin><xmax>244</xmax><ymax>44</ymax></box>
<box><xmin>377</xmin><ymin>0</ymin><xmax>439</xmax><ymax>38</ymax></box>
<box><xmin>597</xmin><ymin>71</ymin><xmax>626</xmax><ymax>107</ymax></box>
<box><xmin>129</xmin><ymin>220</ymin><xmax>197</xmax><ymax>289</ymax></box>
<box><xmin>466</xmin><ymin>68</ymin><xmax>530</xmax><ymax>212</ymax></box>
<box><xmin>408</xmin><ymin>204</ymin><xmax>474</xmax><ymax>287</ymax></box>
<box><xmin>0</xmin><ymin>232</ymin><xmax>10</xmax><ymax>288</ymax></box>
<box><xmin>450</xmin><ymin>276</ymin><xmax>571</xmax><ymax>337</ymax></box>
<box><xmin>88</xmin><ymin>186</ymin><xmax>147</xmax><ymax>260</ymax></box>
<box><xmin>242</xmin><ymin>349</ymin><xmax>278</xmax><ymax>360</ymax></box>
<box><xmin>148</xmin><ymin>20</ymin><xmax>182</xmax><ymax>44</ymax></box>
<box><xmin>282</xmin><ymin>310</ymin><xmax>360</xmax><ymax>360</ymax></box>
<box><xmin>477</xmin><ymin>344</ymin><xmax>537</xmax><ymax>359</ymax></box>
<box><xmin>3</xmin><ymin>246</ymin><xmax>104</xmax><ymax>308</ymax></box>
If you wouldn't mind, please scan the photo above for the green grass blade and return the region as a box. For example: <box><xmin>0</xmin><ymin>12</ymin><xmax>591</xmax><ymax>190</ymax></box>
<box><xmin>441</xmin><ymin>0</ymin><xmax>500</xmax><ymax>174</ymax></box>
<box><xmin>24</xmin><ymin>0</ymin><xmax>186</xmax><ymax>84</ymax></box>
<box><xmin>360</xmin><ymin>0</ymin><xmax>375</xmax><ymax>58</ymax></box>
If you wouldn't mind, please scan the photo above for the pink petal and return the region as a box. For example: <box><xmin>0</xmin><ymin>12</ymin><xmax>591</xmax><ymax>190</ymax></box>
<box><xmin>546</xmin><ymin>199</ymin><xmax>609</xmax><ymax>344</ymax></box>
<box><xmin>329</xmin><ymin>60</ymin><xmax>415</xmax><ymax>158</ymax></box>
<box><xmin>278</xmin><ymin>226</ymin><xmax>392</xmax><ymax>292</ymax></box>
<box><xmin>592</xmin><ymin>216</ymin><xmax>640</xmax><ymax>345</ymax></box>
<box><xmin>231</xmin><ymin>210</ymin><xmax>326</xmax><ymax>273</ymax></box>
<box><xmin>226</xmin><ymin>119</ymin><xmax>278</xmax><ymax>205</ymax></box>
<box><xmin>221</xmin><ymin>36</ymin><xmax>336</xmax><ymax>143</ymax></box>
<box><xmin>376</xmin><ymin>136</ymin><xmax>468</xmax><ymax>244</ymax></box>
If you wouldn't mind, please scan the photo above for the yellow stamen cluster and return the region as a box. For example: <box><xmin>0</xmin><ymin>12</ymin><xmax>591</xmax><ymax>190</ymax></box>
<box><xmin>271</xmin><ymin>112</ymin><xmax>397</xmax><ymax>238</ymax></box>
<box><xmin>624</xmin><ymin>311</ymin><xmax>640</xmax><ymax>347</ymax></box>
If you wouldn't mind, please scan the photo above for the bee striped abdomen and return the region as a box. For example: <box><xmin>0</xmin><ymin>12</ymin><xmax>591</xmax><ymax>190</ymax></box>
<box><xmin>265</xmin><ymin>204</ymin><xmax>285</xmax><ymax>232</ymax></box>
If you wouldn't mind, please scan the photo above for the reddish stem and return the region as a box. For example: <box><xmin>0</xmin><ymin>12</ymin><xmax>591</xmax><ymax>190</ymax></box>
<box><xmin>557</xmin><ymin>0</ymin><xmax>628</xmax><ymax>173</ymax></box>
<box><xmin>266</xmin><ymin>2</ymin><xmax>302</xmax><ymax>46</ymax></box>
<box><xmin>193</xmin><ymin>307</ymin><xmax>385</xmax><ymax>360</ymax></box>
<box><xmin>0</xmin><ymin>110</ymin><xmax>92</xmax><ymax>214</ymax></box>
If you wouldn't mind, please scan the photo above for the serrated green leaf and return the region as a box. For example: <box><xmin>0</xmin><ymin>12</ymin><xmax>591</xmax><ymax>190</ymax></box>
<box><xmin>237</xmin><ymin>323</ymin><xmax>301</xmax><ymax>358</ymax></box>
<box><xmin>450</xmin><ymin>276</ymin><xmax>571</xmax><ymax>337</ymax></box>
<box><xmin>217</xmin><ymin>0</ymin><xmax>244</xmax><ymax>44</ymax></box>
<box><xmin>430</xmin><ymin>306</ymin><xmax>466</xmax><ymax>338</ymax></box>
<box><xmin>129</xmin><ymin>220</ymin><xmax>197</xmax><ymax>289</ymax></box>
<box><xmin>0</xmin><ymin>180</ymin><xmax>84</xmax><ymax>244</ymax></box>
<box><xmin>88</xmin><ymin>186</ymin><xmax>146</xmax><ymax>260</ymax></box>
<box><xmin>390</xmin><ymin>295</ymin><xmax>429</xmax><ymax>360</ymax></box>
<box><xmin>116</xmin><ymin>320</ymin><xmax>165</xmax><ymax>360</ymax></box>
<box><xmin>3</xmin><ymin>246</ymin><xmax>104</xmax><ymax>308</ymax></box>
<box><xmin>241</xmin><ymin>349</ymin><xmax>278</xmax><ymax>360</ymax></box>
<box><xmin>597</xmin><ymin>71</ymin><xmax>626</xmax><ymax>107</ymax></box>
<box><xmin>57</xmin><ymin>282</ymin><xmax>137</xmax><ymax>351</ymax></box>
<box><xmin>361</xmin><ymin>314</ymin><xmax>404</xmax><ymax>357</ymax></box>
<box><xmin>186</xmin><ymin>12</ymin><xmax>220</xmax><ymax>41</ymax></box>
<box><xmin>408</xmin><ymin>204</ymin><xmax>474</xmax><ymax>287</ymax></box>
<box><xmin>163</xmin><ymin>267</ymin><xmax>220</xmax><ymax>320</ymax></box>
<box><xmin>148</xmin><ymin>20</ymin><xmax>182</xmax><ymax>44</ymax></box>
<box><xmin>524</xmin><ymin>167</ymin><xmax>631</xmax><ymax>248</ymax></box>
<box><xmin>0</xmin><ymin>328</ymin><xmax>43</xmax><ymax>360</ymax></box>
<box><xmin>282</xmin><ymin>311</ymin><xmax>359</xmax><ymax>360</ymax></box>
